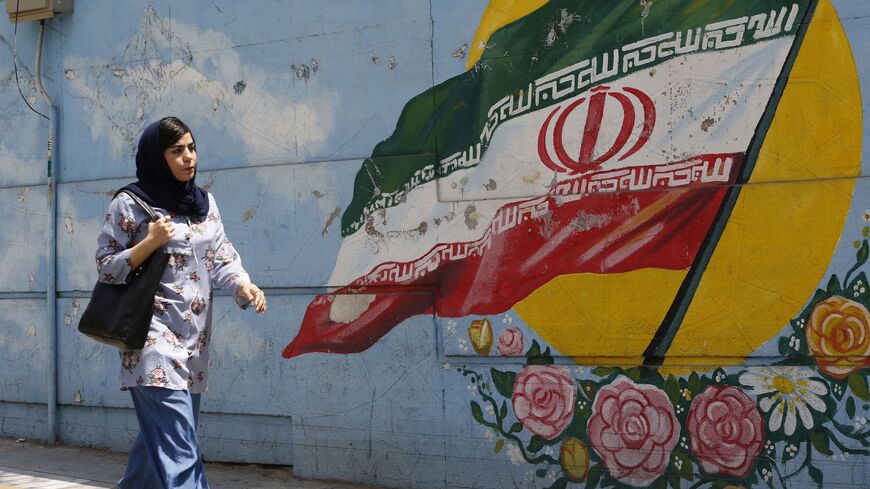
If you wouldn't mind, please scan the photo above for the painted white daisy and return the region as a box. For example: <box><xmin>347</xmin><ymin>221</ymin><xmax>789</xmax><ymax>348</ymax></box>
<box><xmin>740</xmin><ymin>367</ymin><xmax>827</xmax><ymax>436</ymax></box>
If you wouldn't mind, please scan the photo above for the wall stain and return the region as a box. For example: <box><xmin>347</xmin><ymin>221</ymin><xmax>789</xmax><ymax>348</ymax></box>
<box><xmin>464</xmin><ymin>204</ymin><xmax>479</xmax><ymax>230</ymax></box>
<box><xmin>701</xmin><ymin>117</ymin><xmax>716</xmax><ymax>132</ymax></box>
<box><xmin>242</xmin><ymin>208</ymin><xmax>255</xmax><ymax>223</ymax></box>
<box><xmin>233</xmin><ymin>80</ymin><xmax>247</xmax><ymax>94</ymax></box>
<box><xmin>322</xmin><ymin>207</ymin><xmax>341</xmax><ymax>237</ymax></box>
<box><xmin>452</xmin><ymin>43</ymin><xmax>468</xmax><ymax>59</ymax></box>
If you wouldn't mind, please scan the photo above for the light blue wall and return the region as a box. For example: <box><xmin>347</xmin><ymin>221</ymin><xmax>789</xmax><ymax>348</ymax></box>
<box><xmin>1</xmin><ymin>1</ymin><xmax>870</xmax><ymax>488</ymax></box>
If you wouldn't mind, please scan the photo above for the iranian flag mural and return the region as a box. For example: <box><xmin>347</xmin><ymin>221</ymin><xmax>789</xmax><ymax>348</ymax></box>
<box><xmin>283</xmin><ymin>0</ymin><xmax>812</xmax><ymax>358</ymax></box>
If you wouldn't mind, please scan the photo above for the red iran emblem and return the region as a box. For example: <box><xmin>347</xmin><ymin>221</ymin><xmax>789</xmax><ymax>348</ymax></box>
<box><xmin>537</xmin><ymin>85</ymin><xmax>656</xmax><ymax>175</ymax></box>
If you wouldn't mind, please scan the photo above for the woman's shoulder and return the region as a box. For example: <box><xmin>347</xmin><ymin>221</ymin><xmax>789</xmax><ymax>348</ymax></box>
<box><xmin>107</xmin><ymin>191</ymin><xmax>137</xmax><ymax>213</ymax></box>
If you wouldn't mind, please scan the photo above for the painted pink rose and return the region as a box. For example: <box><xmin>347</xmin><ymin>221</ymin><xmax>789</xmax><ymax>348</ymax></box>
<box><xmin>587</xmin><ymin>376</ymin><xmax>679</xmax><ymax>487</ymax></box>
<box><xmin>497</xmin><ymin>327</ymin><xmax>524</xmax><ymax>356</ymax></box>
<box><xmin>687</xmin><ymin>385</ymin><xmax>763</xmax><ymax>478</ymax></box>
<box><xmin>512</xmin><ymin>365</ymin><xmax>575</xmax><ymax>440</ymax></box>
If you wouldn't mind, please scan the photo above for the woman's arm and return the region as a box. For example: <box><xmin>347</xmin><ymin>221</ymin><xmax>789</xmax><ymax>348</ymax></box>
<box><xmin>95</xmin><ymin>196</ymin><xmax>174</xmax><ymax>283</ymax></box>
<box><xmin>128</xmin><ymin>216</ymin><xmax>174</xmax><ymax>269</ymax></box>
<box><xmin>204</xmin><ymin>198</ymin><xmax>266</xmax><ymax>313</ymax></box>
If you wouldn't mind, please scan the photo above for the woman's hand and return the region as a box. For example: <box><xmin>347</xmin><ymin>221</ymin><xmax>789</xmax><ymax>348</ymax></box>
<box><xmin>129</xmin><ymin>216</ymin><xmax>175</xmax><ymax>270</ymax></box>
<box><xmin>237</xmin><ymin>282</ymin><xmax>267</xmax><ymax>314</ymax></box>
<box><xmin>146</xmin><ymin>216</ymin><xmax>175</xmax><ymax>247</ymax></box>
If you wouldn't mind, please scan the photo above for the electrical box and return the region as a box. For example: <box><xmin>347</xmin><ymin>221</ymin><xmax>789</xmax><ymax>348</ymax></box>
<box><xmin>6</xmin><ymin>0</ymin><xmax>73</xmax><ymax>24</ymax></box>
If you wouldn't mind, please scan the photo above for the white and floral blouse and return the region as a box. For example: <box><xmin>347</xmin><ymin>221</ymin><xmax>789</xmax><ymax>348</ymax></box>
<box><xmin>95</xmin><ymin>192</ymin><xmax>250</xmax><ymax>393</ymax></box>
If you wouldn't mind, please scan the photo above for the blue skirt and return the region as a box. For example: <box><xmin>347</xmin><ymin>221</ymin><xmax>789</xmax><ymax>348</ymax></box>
<box><xmin>118</xmin><ymin>387</ymin><xmax>209</xmax><ymax>489</ymax></box>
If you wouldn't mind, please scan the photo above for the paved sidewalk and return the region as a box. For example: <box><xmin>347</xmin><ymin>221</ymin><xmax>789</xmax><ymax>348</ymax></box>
<box><xmin>0</xmin><ymin>438</ymin><xmax>371</xmax><ymax>489</ymax></box>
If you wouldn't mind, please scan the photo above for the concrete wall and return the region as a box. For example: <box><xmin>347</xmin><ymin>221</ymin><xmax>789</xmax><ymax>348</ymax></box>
<box><xmin>1</xmin><ymin>0</ymin><xmax>870</xmax><ymax>487</ymax></box>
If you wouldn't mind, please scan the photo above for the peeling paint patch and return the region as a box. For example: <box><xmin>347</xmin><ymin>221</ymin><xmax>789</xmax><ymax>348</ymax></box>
<box><xmin>18</xmin><ymin>187</ymin><xmax>28</xmax><ymax>201</ymax></box>
<box><xmin>74</xmin><ymin>391</ymin><xmax>82</xmax><ymax>404</ymax></box>
<box><xmin>388</xmin><ymin>56</ymin><xmax>396</xmax><ymax>70</ymax></box>
<box><xmin>701</xmin><ymin>117</ymin><xmax>716</xmax><ymax>132</ymax></box>
<box><xmin>112</xmin><ymin>67</ymin><xmax>125</xmax><ymax>77</ymax></box>
<box><xmin>369</xmin><ymin>54</ymin><xmax>380</xmax><ymax>64</ymax></box>
<box><xmin>365</xmin><ymin>218</ymin><xmax>385</xmax><ymax>239</ymax></box>
<box><xmin>311</xmin><ymin>189</ymin><xmax>325</xmax><ymax>199</ymax></box>
<box><xmin>291</xmin><ymin>59</ymin><xmax>318</xmax><ymax>82</ymax></box>
<box><xmin>233</xmin><ymin>80</ymin><xmax>247</xmax><ymax>94</ymax></box>
<box><xmin>322</xmin><ymin>207</ymin><xmax>341</xmax><ymax>237</ymax></box>
<box><xmin>329</xmin><ymin>294</ymin><xmax>376</xmax><ymax>324</ymax></box>
<box><xmin>63</xmin><ymin>69</ymin><xmax>77</xmax><ymax>80</ymax></box>
<box><xmin>241</xmin><ymin>208</ymin><xmax>255</xmax><ymax>223</ymax></box>
<box><xmin>201</xmin><ymin>176</ymin><xmax>216</xmax><ymax>191</ymax></box>
<box><xmin>464</xmin><ymin>204</ymin><xmax>479</xmax><ymax>230</ymax></box>
<box><xmin>26</xmin><ymin>325</ymin><xmax>36</xmax><ymax>337</ymax></box>
<box><xmin>64</xmin><ymin>216</ymin><xmax>74</xmax><ymax>234</ymax></box>
<box><xmin>523</xmin><ymin>171</ymin><xmax>542</xmax><ymax>184</ymax></box>
<box><xmin>452</xmin><ymin>44</ymin><xmax>468</xmax><ymax>59</ymax></box>
<box><xmin>64</xmin><ymin>314</ymin><xmax>72</xmax><ymax>325</ymax></box>
<box><xmin>571</xmin><ymin>212</ymin><xmax>611</xmax><ymax>232</ymax></box>
<box><xmin>433</xmin><ymin>211</ymin><xmax>455</xmax><ymax>227</ymax></box>
<box><xmin>483</xmin><ymin>179</ymin><xmax>497</xmax><ymax>191</ymax></box>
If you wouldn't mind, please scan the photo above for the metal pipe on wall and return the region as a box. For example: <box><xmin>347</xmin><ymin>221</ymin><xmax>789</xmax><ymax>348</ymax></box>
<box><xmin>34</xmin><ymin>19</ymin><xmax>59</xmax><ymax>444</ymax></box>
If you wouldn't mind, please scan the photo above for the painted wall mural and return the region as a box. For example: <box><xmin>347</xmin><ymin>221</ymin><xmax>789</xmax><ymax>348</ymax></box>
<box><xmin>281</xmin><ymin>0</ymin><xmax>869</xmax><ymax>487</ymax></box>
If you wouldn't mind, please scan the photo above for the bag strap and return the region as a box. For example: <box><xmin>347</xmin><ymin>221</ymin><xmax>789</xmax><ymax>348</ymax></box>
<box><xmin>113</xmin><ymin>189</ymin><xmax>160</xmax><ymax>222</ymax></box>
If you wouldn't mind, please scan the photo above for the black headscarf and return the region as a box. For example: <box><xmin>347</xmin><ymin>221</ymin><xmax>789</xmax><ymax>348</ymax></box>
<box><xmin>121</xmin><ymin>120</ymin><xmax>210</xmax><ymax>218</ymax></box>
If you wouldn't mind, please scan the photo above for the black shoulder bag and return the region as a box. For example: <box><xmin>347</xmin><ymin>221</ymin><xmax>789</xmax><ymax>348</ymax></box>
<box><xmin>78</xmin><ymin>190</ymin><xmax>169</xmax><ymax>349</ymax></box>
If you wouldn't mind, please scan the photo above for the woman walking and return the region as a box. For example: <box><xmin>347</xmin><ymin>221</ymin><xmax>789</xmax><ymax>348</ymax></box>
<box><xmin>96</xmin><ymin>117</ymin><xmax>267</xmax><ymax>488</ymax></box>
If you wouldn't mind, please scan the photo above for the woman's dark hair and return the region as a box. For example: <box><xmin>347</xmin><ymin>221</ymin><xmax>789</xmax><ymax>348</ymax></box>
<box><xmin>158</xmin><ymin>116</ymin><xmax>194</xmax><ymax>150</ymax></box>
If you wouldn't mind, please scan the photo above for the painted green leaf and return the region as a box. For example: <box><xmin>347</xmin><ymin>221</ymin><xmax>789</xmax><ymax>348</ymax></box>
<box><xmin>676</xmin><ymin>456</ymin><xmax>693</xmax><ymax>480</ymax></box>
<box><xmin>593</xmin><ymin>367</ymin><xmax>616</xmax><ymax>377</ymax></box>
<box><xmin>810</xmin><ymin>430</ymin><xmax>832</xmax><ymax>456</ymax></box>
<box><xmin>847</xmin><ymin>397</ymin><xmax>857</xmax><ymax>419</ymax></box>
<box><xmin>667</xmin><ymin>472</ymin><xmax>680</xmax><ymax>489</ymax></box>
<box><xmin>526</xmin><ymin>340</ymin><xmax>555</xmax><ymax>365</ymax></box>
<box><xmin>651</xmin><ymin>476</ymin><xmax>668</xmax><ymax>489</ymax></box>
<box><xmin>470</xmin><ymin>400</ymin><xmax>485</xmax><ymax>424</ymax></box>
<box><xmin>490</xmin><ymin>368</ymin><xmax>516</xmax><ymax>399</ymax></box>
<box><xmin>849</xmin><ymin>271</ymin><xmax>869</xmax><ymax>292</ymax></box>
<box><xmin>508</xmin><ymin>422</ymin><xmax>523</xmax><ymax>434</ymax></box>
<box><xmin>586</xmin><ymin>465</ymin><xmax>601</xmax><ymax>489</ymax></box>
<box><xmin>499</xmin><ymin>400</ymin><xmax>508</xmax><ymax>420</ymax></box>
<box><xmin>663</xmin><ymin>375</ymin><xmax>680</xmax><ymax>404</ymax></box>
<box><xmin>544</xmin><ymin>478</ymin><xmax>568</xmax><ymax>489</ymax></box>
<box><xmin>849</xmin><ymin>373</ymin><xmax>870</xmax><ymax>401</ymax></box>
<box><xmin>688</xmin><ymin>372</ymin><xmax>701</xmax><ymax>399</ymax></box>
<box><xmin>626</xmin><ymin>367</ymin><xmax>641</xmax><ymax>381</ymax></box>
<box><xmin>808</xmin><ymin>466</ymin><xmax>823</xmax><ymax>486</ymax></box>
<box><xmin>857</xmin><ymin>240</ymin><xmax>869</xmax><ymax>267</ymax></box>
<box><xmin>528</xmin><ymin>435</ymin><xmax>546</xmax><ymax>453</ymax></box>
<box><xmin>778</xmin><ymin>336</ymin><xmax>791</xmax><ymax>356</ymax></box>
<box><xmin>536</xmin><ymin>468</ymin><xmax>548</xmax><ymax>478</ymax></box>
<box><xmin>494</xmin><ymin>439</ymin><xmax>504</xmax><ymax>453</ymax></box>
<box><xmin>827</xmin><ymin>275</ymin><xmax>844</xmax><ymax>296</ymax></box>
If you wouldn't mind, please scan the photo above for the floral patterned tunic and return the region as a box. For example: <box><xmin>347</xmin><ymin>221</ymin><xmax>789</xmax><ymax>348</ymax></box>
<box><xmin>96</xmin><ymin>192</ymin><xmax>250</xmax><ymax>393</ymax></box>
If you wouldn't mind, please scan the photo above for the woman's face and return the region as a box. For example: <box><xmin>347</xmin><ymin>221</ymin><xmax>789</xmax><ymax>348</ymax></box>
<box><xmin>163</xmin><ymin>132</ymin><xmax>197</xmax><ymax>182</ymax></box>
